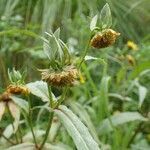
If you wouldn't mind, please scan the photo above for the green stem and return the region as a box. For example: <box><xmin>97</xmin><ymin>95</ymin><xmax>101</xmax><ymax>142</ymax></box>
<box><xmin>27</xmin><ymin>96</ymin><xmax>38</xmax><ymax>147</ymax></box>
<box><xmin>39</xmin><ymin>111</ymin><xmax>54</xmax><ymax>149</ymax></box>
<box><xmin>18</xmin><ymin>125</ymin><xmax>23</xmax><ymax>143</ymax></box>
<box><xmin>78</xmin><ymin>34</ymin><xmax>92</xmax><ymax>69</ymax></box>
<box><xmin>47</xmin><ymin>85</ymin><xmax>53</xmax><ymax>108</ymax></box>
<box><xmin>56</xmin><ymin>87</ymin><xmax>68</xmax><ymax>107</ymax></box>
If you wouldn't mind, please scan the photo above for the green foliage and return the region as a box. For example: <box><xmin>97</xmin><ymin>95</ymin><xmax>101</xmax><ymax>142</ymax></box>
<box><xmin>0</xmin><ymin>1</ymin><xmax>150</xmax><ymax>150</ymax></box>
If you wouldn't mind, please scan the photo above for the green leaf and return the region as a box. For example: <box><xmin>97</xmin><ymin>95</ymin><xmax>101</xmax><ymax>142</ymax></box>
<box><xmin>90</xmin><ymin>15</ymin><xmax>98</xmax><ymax>31</ymax></box>
<box><xmin>108</xmin><ymin>93</ymin><xmax>132</xmax><ymax>102</ymax></box>
<box><xmin>55</xmin><ymin>105</ymin><xmax>100</xmax><ymax>150</ymax></box>
<box><xmin>0</xmin><ymin>121</ymin><xmax>24</xmax><ymax>143</ymax></box>
<box><xmin>69</xmin><ymin>102</ymin><xmax>100</xmax><ymax>144</ymax></box>
<box><xmin>8</xmin><ymin>101</ymin><xmax>20</xmax><ymax>132</ymax></box>
<box><xmin>98</xmin><ymin>76</ymin><xmax>111</xmax><ymax>121</ymax></box>
<box><xmin>84</xmin><ymin>55</ymin><xmax>98</xmax><ymax>61</ymax></box>
<box><xmin>26</xmin><ymin>81</ymin><xmax>49</xmax><ymax>102</ymax></box>
<box><xmin>0</xmin><ymin>102</ymin><xmax>5</xmax><ymax>121</ymax></box>
<box><xmin>100</xmin><ymin>3</ymin><xmax>112</xmax><ymax>29</ymax></box>
<box><xmin>48</xmin><ymin>118</ymin><xmax>61</xmax><ymax>142</ymax></box>
<box><xmin>54</xmin><ymin>28</ymin><xmax>60</xmax><ymax>39</ymax></box>
<box><xmin>10</xmin><ymin>96</ymin><xmax>29</xmax><ymax>113</ymax></box>
<box><xmin>44</xmin><ymin>143</ymin><xmax>72</xmax><ymax>150</ymax></box>
<box><xmin>98</xmin><ymin>112</ymin><xmax>147</xmax><ymax>135</ymax></box>
<box><xmin>135</xmin><ymin>80</ymin><xmax>147</xmax><ymax>107</ymax></box>
<box><xmin>138</xmin><ymin>85</ymin><xmax>147</xmax><ymax>108</ymax></box>
<box><xmin>43</xmin><ymin>42</ymin><xmax>52</xmax><ymax>60</ymax></box>
<box><xmin>23</xmin><ymin>130</ymin><xmax>45</xmax><ymax>142</ymax></box>
<box><xmin>5</xmin><ymin>143</ymin><xmax>35</xmax><ymax>150</ymax></box>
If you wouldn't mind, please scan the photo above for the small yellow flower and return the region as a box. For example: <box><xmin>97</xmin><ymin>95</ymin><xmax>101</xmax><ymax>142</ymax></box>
<box><xmin>79</xmin><ymin>72</ymin><xmax>85</xmax><ymax>84</ymax></box>
<box><xmin>127</xmin><ymin>41</ymin><xmax>138</xmax><ymax>51</ymax></box>
<box><xmin>126</xmin><ymin>54</ymin><xmax>136</xmax><ymax>66</ymax></box>
<box><xmin>90</xmin><ymin>29</ymin><xmax>120</xmax><ymax>49</ymax></box>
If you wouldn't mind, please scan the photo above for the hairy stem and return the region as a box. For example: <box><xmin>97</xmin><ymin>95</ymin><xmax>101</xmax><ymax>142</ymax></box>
<box><xmin>78</xmin><ymin>34</ymin><xmax>92</xmax><ymax>69</ymax></box>
<box><xmin>27</xmin><ymin>96</ymin><xmax>38</xmax><ymax>147</ymax></box>
<box><xmin>39</xmin><ymin>111</ymin><xmax>54</xmax><ymax>149</ymax></box>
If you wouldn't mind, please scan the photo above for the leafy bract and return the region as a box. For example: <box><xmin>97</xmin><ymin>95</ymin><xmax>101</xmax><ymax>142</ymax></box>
<box><xmin>90</xmin><ymin>15</ymin><xmax>98</xmax><ymax>31</ymax></box>
<box><xmin>100</xmin><ymin>3</ymin><xmax>112</xmax><ymax>29</ymax></box>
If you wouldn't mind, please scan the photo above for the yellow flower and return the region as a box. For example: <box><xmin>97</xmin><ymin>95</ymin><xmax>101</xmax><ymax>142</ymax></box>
<box><xmin>79</xmin><ymin>72</ymin><xmax>85</xmax><ymax>84</ymax></box>
<box><xmin>126</xmin><ymin>54</ymin><xmax>136</xmax><ymax>66</ymax></box>
<box><xmin>127</xmin><ymin>41</ymin><xmax>138</xmax><ymax>51</ymax></box>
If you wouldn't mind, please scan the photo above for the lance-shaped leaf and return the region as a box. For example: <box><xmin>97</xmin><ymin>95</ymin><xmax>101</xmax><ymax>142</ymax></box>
<box><xmin>0</xmin><ymin>121</ymin><xmax>24</xmax><ymax>144</ymax></box>
<box><xmin>100</xmin><ymin>3</ymin><xmax>112</xmax><ymax>29</ymax></box>
<box><xmin>90</xmin><ymin>15</ymin><xmax>98</xmax><ymax>31</ymax></box>
<box><xmin>69</xmin><ymin>102</ymin><xmax>100</xmax><ymax>144</ymax></box>
<box><xmin>98</xmin><ymin>112</ymin><xmax>147</xmax><ymax>135</ymax></box>
<box><xmin>138</xmin><ymin>85</ymin><xmax>147</xmax><ymax>108</ymax></box>
<box><xmin>43</xmin><ymin>42</ymin><xmax>52</xmax><ymax>60</ymax></box>
<box><xmin>8</xmin><ymin>101</ymin><xmax>20</xmax><ymax>132</ymax></box>
<box><xmin>11</xmin><ymin>95</ymin><xmax>29</xmax><ymax>113</ymax></box>
<box><xmin>0</xmin><ymin>102</ymin><xmax>5</xmax><ymax>121</ymax></box>
<box><xmin>55</xmin><ymin>105</ymin><xmax>100</xmax><ymax>150</ymax></box>
<box><xmin>26</xmin><ymin>81</ymin><xmax>49</xmax><ymax>102</ymax></box>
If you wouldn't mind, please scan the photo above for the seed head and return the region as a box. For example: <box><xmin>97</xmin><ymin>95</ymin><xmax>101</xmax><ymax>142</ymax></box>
<box><xmin>90</xmin><ymin>29</ymin><xmax>120</xmax><ymax>48</ymax></box>
<box><xmin>6</xmin><ymin>85</ymin><xmax>29</xmax><ymax>95</ymax></box>
<box><xmin>0</xmin><ymin>92</ymin><xmax>11</xmax><ymax>102</ymax></box>
<box><xmin>41</xmin><ymin>66</ymin><xmax>79</xmax><ymax>87</ymax></box>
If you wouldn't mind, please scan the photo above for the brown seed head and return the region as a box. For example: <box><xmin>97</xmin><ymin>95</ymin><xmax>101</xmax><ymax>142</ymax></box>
<box><xmin>0</xmin><ymin>92</ymin><xmax>12</xmax><ymax>102</ymax></box>
<box><xmin>6</xmin><ymin>85</ymin><xmax>29</xmax><ymax>95</ymax></box>
<box><xmin>41</xmin><ymin>66</ymin><xmax>79</xmax><ymax>87</ymax></box>
<box><xmin>90</xmin><ymin>29</ymin><xmax>120</xmax><ymax>49</ymax></box>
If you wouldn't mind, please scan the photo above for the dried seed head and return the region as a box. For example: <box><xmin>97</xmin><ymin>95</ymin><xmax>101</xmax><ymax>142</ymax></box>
<box><xmin>6</xmin><ymin>85</ymin><xmax>29</xmax><ymax>95</ymax></box>
<box><xmin>41</xmin><ymin>66</ymin><xmax>79</xmax><ymax>87</ymax></box>
<box><xmin>0</xmin><ymin>92</ymin><xmax>11</xmax><ymax>102</ymax></box>
<box><xmin>90</xmin><ymin>29</ymin><xmax>120</xmax><ymax>48</ymax></box>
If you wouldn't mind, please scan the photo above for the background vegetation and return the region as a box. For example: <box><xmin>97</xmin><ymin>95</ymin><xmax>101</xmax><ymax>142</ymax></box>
<box><xmin>0</xmin><ymin>0</ymin><xmax>150</xmax><ymax>149</ymax></box>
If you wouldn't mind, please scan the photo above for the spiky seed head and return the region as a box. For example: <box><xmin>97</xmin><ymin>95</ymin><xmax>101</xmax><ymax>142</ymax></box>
<box><xmin>41</xmin><ymin>66</ymin><xmax>79</xmax><ymax>87</ymax></box>
<box><xmin>6</xmin><ymin>85</ymin><xmax>29</xmax><ymax>95</ymax></box>
<box><xmin>90</xmin><ymin>29</ymin><xmax>120</xmax><ymax>48</ymax></box>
